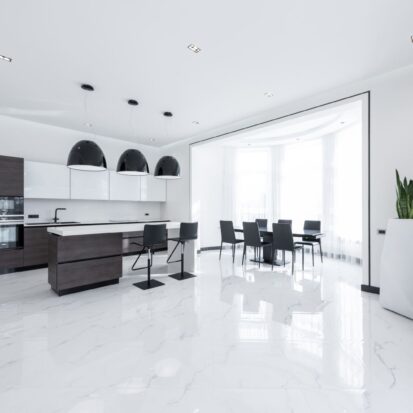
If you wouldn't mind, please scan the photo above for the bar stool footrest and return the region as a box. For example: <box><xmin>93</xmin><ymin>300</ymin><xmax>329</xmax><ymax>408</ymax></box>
<box><xmin>168</xmin><ymin>272</ymin><xmax>196</xmax><ymax>281</ymax></box>
<box><xmin>133</xmin><ymin>279</ymin><xmax>164</xmax><ymax>290</ymax></box>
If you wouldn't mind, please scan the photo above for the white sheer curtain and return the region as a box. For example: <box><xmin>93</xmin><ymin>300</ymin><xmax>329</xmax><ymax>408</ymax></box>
<box><xmin>222</xmin><ymin>124</ymin><xmax>362</xmax><ymax>263</ymax></box>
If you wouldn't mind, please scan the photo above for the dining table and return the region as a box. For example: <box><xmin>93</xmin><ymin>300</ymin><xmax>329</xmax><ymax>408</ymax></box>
<box><xmin>234</xmin><ymin>227</ymin><xmax>324</xmax><ymax>265</ymax></box>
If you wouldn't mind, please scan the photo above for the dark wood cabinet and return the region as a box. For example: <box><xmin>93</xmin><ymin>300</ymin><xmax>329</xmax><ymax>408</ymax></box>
<box><xmin>24</xmin><ymin>227</ymin><xmax>49</xmax><ymax>267</ymax></box>
<box><xmin>0</xmin><ymin>155</ymin><xmax>23</xmax><ymax>196</ymax></box>
<box><xmin>48</xmin><ymin>233</ymin><xmax>123</xmax><ymax>295</ymax></box>
<box><xmin>0</xmin><ymin>249</ymin><xmax>24</xmax><ymax>270</ymax></box>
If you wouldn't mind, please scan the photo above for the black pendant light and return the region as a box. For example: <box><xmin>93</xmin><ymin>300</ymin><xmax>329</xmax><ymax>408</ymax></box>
<box><xmin>154</xmin><ymin>156</ymin><xmax>181</xmax><ymax>179</ymax></box>
<box><xmin>67</xmin><ymin>83</ymin><xmax>107</xmax><ymax>171</ymax></box>
<box><xmin>67</xmin><ymin>140</ymin><xmax>107</xmax><ymax>171</ymax></box>
<box><xmin>117</xmin><ymin>149</ymin><xmax>149</xmax><ymax>175</ymax></box>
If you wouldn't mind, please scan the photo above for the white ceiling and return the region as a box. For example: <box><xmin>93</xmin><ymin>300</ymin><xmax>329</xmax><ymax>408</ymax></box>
<box><xmin>0</xmin><ymin>0</ymin><xmax>412</xmax><ymax>147</ymax></box>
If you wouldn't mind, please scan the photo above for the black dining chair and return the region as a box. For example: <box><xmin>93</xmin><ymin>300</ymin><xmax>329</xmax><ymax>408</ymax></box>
<box><xmin>295</xmin><ymin>220</ymin><xmax>323</xmax><ymax>265</ymax></box>
<box><xmin>277</xmin><ymin>220</ymin><xmax>292</xmax><ymax>263</ymax></box>
<box><xmin>255</xmin><ymin>218</ymin><xmax>268</xmax><ymax>231</ymax></box>
<box><xmin>242</xmin><ymin>222</ymin><xmax>271</xmax><ymax>268</ymax></box>
<box><xmin>219</xmin><ymin>220</ymin><xmax>244</xmax><ymax>263</ymax></box>
<box><xmin>167</xmin><ymin>222</ymin><xmax>198</xmax><ymax>280</ymax></box>
<box><xmin>271</xmin><ymin>223</ymin><xmax>303</xmax><ymax>274</ymax></box>
<box><xmin>131</xmin><ymin>224</ymin><xmax>167</xmax><ymax>290</ymax></box>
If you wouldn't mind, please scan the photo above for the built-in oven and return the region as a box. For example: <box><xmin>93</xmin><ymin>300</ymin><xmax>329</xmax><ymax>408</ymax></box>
<box><xmin>0</xmin><ymin>196</ymin><xmax>24</xmax><ymax>250</ymax></box>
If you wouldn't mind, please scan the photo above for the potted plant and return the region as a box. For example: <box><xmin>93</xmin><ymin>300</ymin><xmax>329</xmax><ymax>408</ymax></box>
<box><xmin>380</xmin><ymin>170</ymin><xmax>413</xmax><ymax>319</ymax></box>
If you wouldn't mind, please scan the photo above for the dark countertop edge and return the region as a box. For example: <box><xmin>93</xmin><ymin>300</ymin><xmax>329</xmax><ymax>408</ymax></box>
<box><xmin>24</xmin><ymin>220</ymin><xmax>170</xmax><ymax>228</ymax></box>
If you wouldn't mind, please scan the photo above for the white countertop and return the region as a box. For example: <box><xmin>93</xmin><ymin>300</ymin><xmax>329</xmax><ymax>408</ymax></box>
<box><xmin>47</xmin><ymin>221</ymin><xmax>181</xmax><ymax>236</ymax></box>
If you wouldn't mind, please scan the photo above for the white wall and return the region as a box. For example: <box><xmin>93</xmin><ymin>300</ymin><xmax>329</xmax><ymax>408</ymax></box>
<box><xmin>191</xmin><ymin>143</ymin><xmax>225</xmax><ymax>249</ymax></box>
<box><xmin>0</xmin><ymin>115</ymin><xmax>162</xmax><ymax>221</ymax></box>
<box><xmin>161</xmin><ymin>64</ymin><xmax>413</xmax><ymax>288</ymax></box>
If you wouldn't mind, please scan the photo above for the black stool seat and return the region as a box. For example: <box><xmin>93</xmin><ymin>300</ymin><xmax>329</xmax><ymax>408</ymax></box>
<box><xmin>167</xmin><ymin>222</ymin><xmax>198</xmax><ymax>281</ymax></box>
<box><xmin>132</xmin><ymin>223</ymin><xmax>167</xmax><ymax>290</ymax></box>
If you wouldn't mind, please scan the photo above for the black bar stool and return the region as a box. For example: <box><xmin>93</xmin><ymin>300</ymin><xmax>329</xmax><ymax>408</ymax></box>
<box><xmin>131</xmin><ymin>223</ymin><xmax>167</xmax><ymax>290</ymax></box>
<box><xmin>167</xmin><ymin>222</ymin><xmax>198</xmax><ymax>281</ymax></box>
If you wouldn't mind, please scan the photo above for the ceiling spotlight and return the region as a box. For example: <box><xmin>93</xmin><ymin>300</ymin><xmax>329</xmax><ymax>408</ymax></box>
<box><xmin>81</xmin><ymin>83</ymin><xmax>94</xmax><ymax>91</ymax></box>
<box><xmin>340</xmin><ymin>121</ymin><xmax>346</xmax><ymax>125</ymax></box>
<box><xmin>264</xmin><ymin>92</ymin><xmax>274</xmax><ymax>98</ymax></box>
<box><xmin>128</xmin><ymin>99</ymin><xmax>138</xmax><ymax>106</ymax></box>
<box><xmin>84</xmin><ymin>122</ymin><xmax>93</xmax><ymax>128</ymax></box>
<box><xmin>0</xmin><ymin>54</ymin><xmax>12</xmax><ymax>63</ymax></box>
<box><xmin>192</xmin><ymin>121</ymin><xmax>200</xmax><ymax>125</ymax></box>
<box><xmin>188</xmin><ymin>44</ymin><xmax>201</xmax><ymax>53</ymax></box>
<box><xmin>163</xmin><ymin>111</ymin><xmax>173</xmax><ymax>117</ymax></box>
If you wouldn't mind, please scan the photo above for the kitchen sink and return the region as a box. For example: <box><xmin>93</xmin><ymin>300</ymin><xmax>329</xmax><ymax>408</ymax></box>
<box><xmin>26</xmin><ymin>221</ymin><xmax>80</xmax><ymax>225</ymax></box>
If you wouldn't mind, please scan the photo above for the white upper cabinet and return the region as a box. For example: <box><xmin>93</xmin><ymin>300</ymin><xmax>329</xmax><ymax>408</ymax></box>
<box><xmin>70</xmin><ymin>169</ymin><xmax>109</xmax><ymax>200</ymax></box>
<box><xmin>140</xmin><ymin>175</ymin><xmax>166</xmax><ymax>202</ymax></box>
<box><xmin>24</xmin><ymin>161</ymin><xmax>70</xmax><ymax>199</ymax></box>
<box><xmin>109</xmin><ymin>171</ymin><xmax>141</xmax><ymax>201</ymax></box>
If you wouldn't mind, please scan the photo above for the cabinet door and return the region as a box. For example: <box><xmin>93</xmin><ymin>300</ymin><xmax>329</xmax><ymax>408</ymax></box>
<box><xmin>70</xmin><ymin>169</ymin><xmax>109</xmax><ymax>200</ymax></box>
<box><xmin>23</xmin><ymin>227</ymin><xmax>49</xmax><ymax>266</ymax></box>
<box><xmin>140</xmin><ymin>175</ymin><xmax>166</xmax><ymax>202</ymax></box>
<box><xmin>0</xmin><ymin>155</ymin><xmax>23</xmax><ymax>196</ymax></box>
<box><xmin>24</xmin><ymin>161</ymin><xmax>70</xmax><ymax>199</ymax></box>
<box><xmin>109</xmin><ymin>171</ymin><xmax>141</xmax><ymax>201</ymax></box>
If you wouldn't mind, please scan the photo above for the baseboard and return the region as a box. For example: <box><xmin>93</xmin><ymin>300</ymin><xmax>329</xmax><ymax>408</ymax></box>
<box><xmin>361</xmin><ymin>284</ymin><xmax>380</xmax><ymax>294</ymax></box>
<box><xmin>200</xmin><ymin>246</ymin><xmax>222</xmax><ymax>252</ymax></box>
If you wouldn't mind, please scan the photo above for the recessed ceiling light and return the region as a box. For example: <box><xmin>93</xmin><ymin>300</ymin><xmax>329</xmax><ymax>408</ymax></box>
<box><xmin>192</xmin><ymin>121</ymin><xmax>200</xmax><ymax>125</ymax></box>
<box><xmin>163</xmin><ymin>111</ymin><xmax>173</xmax><ymax>117</ymax></box>
<box><xmin>340</xmin><ymin>121</ymin><xmax>346</xmax><ymax>125</ymax></box>
<box><xmin>81</xmin><ymin>83</ymin><xmax>94</xmax><ymax>91</ymax></box>
<box><xmin>264</xmin><ymin>92</ymin><xmax>274</xmax><ymax>98</ymax></box>
<box><xmin>188</xmin><ymin>44</ymin><xmax>201</xmax><ymax>53</ymax></box>
<box><xmin>127</xmin><ymin>99</ymin><xmax>138</xmax><ymax>106</ymax></box>
<box><xmin>0</xmin><ymin>54</ymin><xmax>12</xmax><ymax>63</ymax></box>
<box><xmin>84</xmin><ymin>122</ymin><xmax>93</xmax><ymax>128</ymax></box>
<box><xmin>150</xmin><ymin>138</ymin><xmax>156</xmax><ymax>142</ymax></box>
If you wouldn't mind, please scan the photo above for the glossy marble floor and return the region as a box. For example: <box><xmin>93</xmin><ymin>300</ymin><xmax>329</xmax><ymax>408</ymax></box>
<box><xmin>1</xmin><ymin>250</ymin><xmax>412</xmax><ymax>413</ymax></box>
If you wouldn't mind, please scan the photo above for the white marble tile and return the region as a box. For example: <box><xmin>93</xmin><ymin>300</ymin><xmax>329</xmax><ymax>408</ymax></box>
<box><xmin>1</xmin><ymin>251</ymin><xmax>413</xmax><ymax>412</ymax></box>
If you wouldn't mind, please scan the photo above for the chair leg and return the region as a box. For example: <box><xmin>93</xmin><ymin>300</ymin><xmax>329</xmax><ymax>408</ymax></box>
<box><xmin>219</xmin><ymin>242</ymin><xmax>223</xmax><ymax>260</ymax></box>
<box><xmin>258</xmin><ymin>247</ymin><xmax>261</xmax><ymax>268</ymax></box>
<box><xmin>312</xmin><ymin>245</ymin><xmax>314</xmax><ymax>266</ymax></box>
<box><xmin>169</xmin><ymin>242</ymin><xmax>196</xmax><ymax>281</ymax></box>
<box><xmin>319</xmin><ymin>240</ymin><xmax>323</xmax><ymax>263</ymax></box>
<box><xmin>283</xmin><ymin>250</ymin><xmax>285</xmax><ymax>267</ymax></box>
<box><xmin>133</xmin><ymin>248</ymin><xmax>164</xmax><ymax>290</ymax></box>
<box><xmin>242</xmin><ymin>244</ymin><xmax>246</xmax><ymax>265</ymax></box>
<box><xmin>232</xmin><ymin>243</ymin><xmax>235</xmax><ymax>263</ymax></box>
<box><xmin>302</xmin><ymin>248</ymin><xmax>304</xmax><ymax>270</ymax></box>
<box><xmin>292</xmin><ymin>251</ymin><xmax>295</xmax><ymax>274</ymax></box>
<box><xmin>271</xmin><ymin>248</ymin><xmax>274</xmax><ymax>271</ymax></box>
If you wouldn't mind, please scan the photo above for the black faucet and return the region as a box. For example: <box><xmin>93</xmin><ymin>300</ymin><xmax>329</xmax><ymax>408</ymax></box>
<box><xmin>53</xmin><ymin>208</ymin><xmax>66</xmax><ymax>223</ymax></box>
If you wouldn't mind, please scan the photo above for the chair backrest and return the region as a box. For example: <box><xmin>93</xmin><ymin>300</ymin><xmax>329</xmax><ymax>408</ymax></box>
<box><xmin>272</xmin><ymin>223</ymin><xmax>295</xmax><ymax>251</ymax></box>
<box><xmin>255</xmin><ymin>219</ymin><xmax>268</xmax><ymax>231</ymax></box>
<box><xmin>243</xmin><ymin>221</ymin><xmax>262</xmax><ymax>247</ymax></box>
<box><xmin>278</xmin><ymin>219</ymin><xmax>292</xmax><ymax>227</ymax></box>
<box><xmin>143</xmin><ymin>224</ymin><xmax>167</xmax><ymax>246</ymax></box>
<box><xmin>220</xmin><ymin>220</ymin><xmax>236</xmax><ymax>243</ymax></box>
<box><xmin>303</xmin><ymin>220</ymin><xmax>321</xmax><ymax>231</ymax></box>
<box><xmin>179</xmin><ymin>222</ymin><xmax>198</xmax><ymax>241</ymax></box>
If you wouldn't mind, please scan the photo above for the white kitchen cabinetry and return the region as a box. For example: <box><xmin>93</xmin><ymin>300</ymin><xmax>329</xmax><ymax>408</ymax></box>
<box><xmin>109</xmin><ymin>171</ymin><xmax>141</xmax><ymax>201</ymax></box>
<box><xmin>24</xmin><ymin>161</ymin><xmax>70</xmax><ymax>199</ymax></box>
<box><xmin>140</xmin><ymin>175</ymin><xmax>166</xmax><ymax>202</ymax></box>
<box><xmin>70</xmin><ymin>169</ymin><xmax>109</xmax><ymax>200</ymax></box>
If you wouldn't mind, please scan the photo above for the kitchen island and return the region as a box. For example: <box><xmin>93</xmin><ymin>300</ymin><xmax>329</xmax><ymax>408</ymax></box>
<box><xmin>47</xmin><ymin>222</ymin><xmax>194</xmax><ymax>295</ymax></box>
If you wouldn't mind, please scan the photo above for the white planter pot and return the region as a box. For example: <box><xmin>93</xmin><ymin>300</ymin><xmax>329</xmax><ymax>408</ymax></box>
<box><xmin>380</xmin><ymin>218</ymin><xmax>413</xmax><ymax>319</ymax></box>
